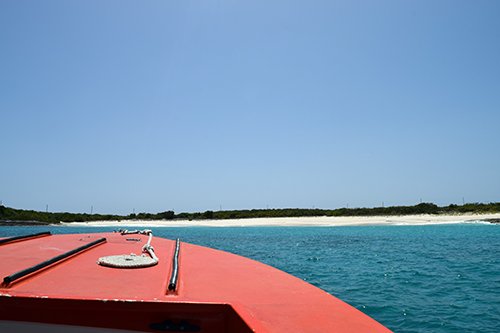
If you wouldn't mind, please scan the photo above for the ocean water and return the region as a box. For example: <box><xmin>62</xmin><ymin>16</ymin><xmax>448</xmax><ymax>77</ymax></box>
<box><xmin>1</xmin><ymin>223</ymin><xmax>499</xmax><ymax>332</ymax></box>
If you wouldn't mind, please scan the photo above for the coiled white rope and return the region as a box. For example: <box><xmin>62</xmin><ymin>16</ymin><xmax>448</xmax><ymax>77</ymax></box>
<box><xmin>97</xmin><ymin>229</ymin><xmax>159</xmax><ymax>268</ymax></box>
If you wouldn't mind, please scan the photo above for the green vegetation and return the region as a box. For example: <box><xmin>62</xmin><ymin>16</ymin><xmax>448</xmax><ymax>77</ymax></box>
<box><xmin>1</xmin><ymin>202</ymin><xmax>499</xmax><ymax>225</ymax></box>
<box><xmin>177</xmin><ymin>202</ymin><xmax>500</xmax><ymax>220</ymax></box>
<box><xmin>0</xmin><ymin>205</ymin><xmax>124</xmax><ymax>224</ymax></box>
<box><xmin>0</xmin><ymin>205</ymin><xmax>175</xmax><ymax>224</ymax></box>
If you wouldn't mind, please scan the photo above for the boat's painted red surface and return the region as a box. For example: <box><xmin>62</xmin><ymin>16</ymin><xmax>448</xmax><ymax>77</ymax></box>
<box><xmin>0</xmin><ymin>232</ymin><xmax>392</xmax><ymax>332</ymax></box>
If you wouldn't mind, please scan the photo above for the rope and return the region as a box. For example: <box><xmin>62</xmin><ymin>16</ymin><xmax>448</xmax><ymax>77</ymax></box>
<box><xmin>97</xmin><ymin>229</ymin><xmax>158</xmax><ymax>268</ymax></box>
<box><xmin>142</xmin><ymin>230</ymin><xmax>158</xmax><ymax>262</ymax></box>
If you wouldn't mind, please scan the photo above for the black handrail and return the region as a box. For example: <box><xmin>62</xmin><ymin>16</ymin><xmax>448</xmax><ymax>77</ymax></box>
<box><xmin>168</xmin><ymin>238</ymin><xmax>181</xmax><ymax>291</ymax></box>
<box><xmin>0</xmin><ymin>232</ymin><xmax>51</xmax><ymax>246</ymax></box>
<box><xmin>3</xmin><ymin>237</ymin><xmax>107</xmax><ymax>285</ymax></box>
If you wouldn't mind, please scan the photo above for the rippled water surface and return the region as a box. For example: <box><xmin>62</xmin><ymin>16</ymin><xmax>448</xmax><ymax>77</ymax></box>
<box><xmin>1</xmin><ymin>224</ymin><xmax>499</xmax><ymax>332</ymax></box>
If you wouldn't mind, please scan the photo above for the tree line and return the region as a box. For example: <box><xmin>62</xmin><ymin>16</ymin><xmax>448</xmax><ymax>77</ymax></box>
<box><xmin>1</xmin><ymin>202</ymin><xmax>499</xmax><ymax>224</ymax></box>
<box><xmin>177</xmin><ymin>202</ymin><xmax>500</xmax><ymax>220</ymax></box>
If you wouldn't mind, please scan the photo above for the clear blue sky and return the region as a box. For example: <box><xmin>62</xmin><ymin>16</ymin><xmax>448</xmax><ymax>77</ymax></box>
<box><xmin>1</xmin><ymin>1</ymin><xmax>499</xmax><ymax>215</ymax></box>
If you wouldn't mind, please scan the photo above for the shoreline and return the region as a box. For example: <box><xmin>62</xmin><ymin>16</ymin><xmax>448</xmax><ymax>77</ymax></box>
<box><xmin>55</xmin><ymin>213</ymin><xmax>500</xmax><ymax>228</ymax></box>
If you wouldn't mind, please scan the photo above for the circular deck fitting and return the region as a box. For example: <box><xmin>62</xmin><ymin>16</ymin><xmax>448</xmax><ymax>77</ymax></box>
<box><xmin>97</xmin><ymin>254</ymin><xmax>158</xmax><ymax>268</ymax></box>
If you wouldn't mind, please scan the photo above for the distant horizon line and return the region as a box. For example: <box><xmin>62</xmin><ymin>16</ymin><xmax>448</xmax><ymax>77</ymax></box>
<box><xmin>2</xmin><ymin>201</ymin><xmax>499</xmax><ymax>216</ymax></box>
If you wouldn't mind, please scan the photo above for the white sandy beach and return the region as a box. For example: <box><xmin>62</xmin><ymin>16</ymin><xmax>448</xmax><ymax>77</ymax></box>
<box><xmin>58</xmin><ymin>213</ymin><xmax>500</xmax><ymax>227</ymax></box>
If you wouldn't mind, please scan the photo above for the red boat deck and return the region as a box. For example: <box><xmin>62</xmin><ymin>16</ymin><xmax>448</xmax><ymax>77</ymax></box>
<box><xmin>0</xmin><ymin>232</ymin><xmax>392</xmax><ymax>332</ymax></box>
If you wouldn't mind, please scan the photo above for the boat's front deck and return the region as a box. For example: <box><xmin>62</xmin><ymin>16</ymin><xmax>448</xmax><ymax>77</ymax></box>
<box><xmin>0</xmin><ymin>232</ymin><xmax>391</xmax><ymax>332</ymax></box>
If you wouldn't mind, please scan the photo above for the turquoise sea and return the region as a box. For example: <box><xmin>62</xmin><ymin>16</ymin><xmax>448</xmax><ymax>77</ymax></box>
<box><xmin>1</xmin><ymin>224</ymin><xmax>499</xmax><ymax>332</ymax></box>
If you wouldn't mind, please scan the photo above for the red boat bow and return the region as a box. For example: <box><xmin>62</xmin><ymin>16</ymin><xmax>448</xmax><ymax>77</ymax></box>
<box><xmin>0</xmin><ymin>232</ymin><xmax>391</xmax><ymax>332</ymax></box>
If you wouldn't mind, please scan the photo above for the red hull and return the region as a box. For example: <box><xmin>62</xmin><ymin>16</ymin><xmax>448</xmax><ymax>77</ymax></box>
<box><xmin>0</xmin><ymin>232</ymin><xmax>391</xmax><ymax>332</ymax></box>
